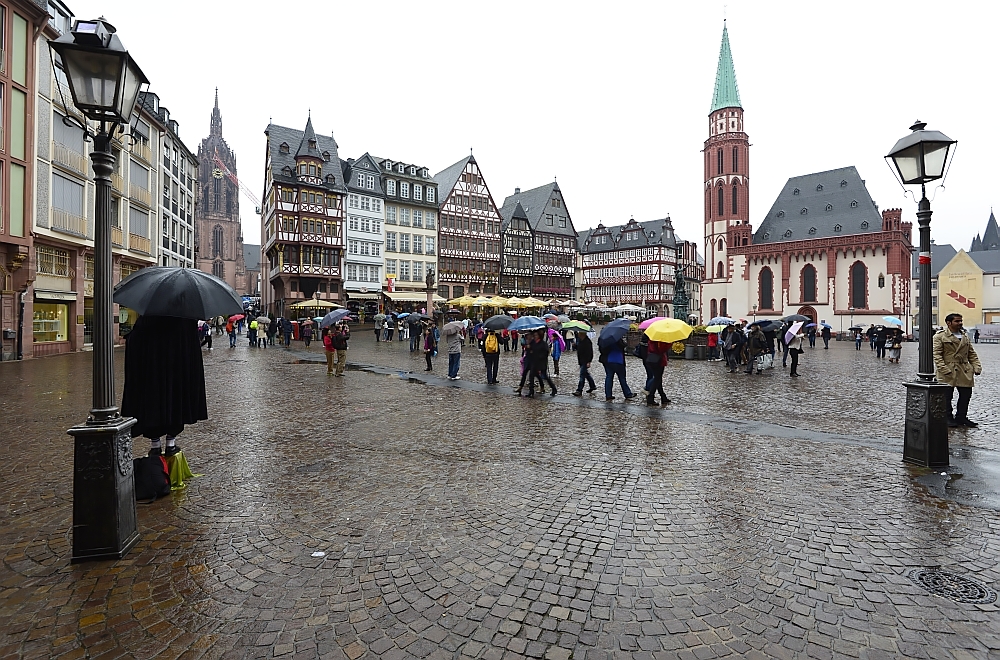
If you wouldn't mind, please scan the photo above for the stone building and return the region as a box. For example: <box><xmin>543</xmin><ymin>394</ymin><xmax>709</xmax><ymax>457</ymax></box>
<box><xmin>196</xmin><ymin>91</ymin><xmax>247</xmax><ymax>293</ymax></box>
<box><xmin>377</xmin><ymin>157</ymin><xmax>440</xmax><ymax>311</ymax></box>
<box><xmin>699</xmin><ymin>23</ymin><xmax>912</xmax><ymax>329</ymax></box>
<box><xmin>433</xmin><ymin>155</ymin><xmax>503</xmax><ymax>300</ymax></box>
<box><xmin>341</xmin><ymin>153</ymin><xmax>385</xmax><ymax>315</ymax></box>
<box><xmin>260</xmin><ymin>116</ymin><xmax>347</xmax><ymax>316</ymax></box>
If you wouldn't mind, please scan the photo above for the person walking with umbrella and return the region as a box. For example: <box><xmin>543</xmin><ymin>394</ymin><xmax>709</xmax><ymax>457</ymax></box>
<box><xmin>330</xmin><ymin>321</ymin><xmax>350</xmax><ymax>376</ymax></box>
<box><xmin>874</xmin><ymin>325</ymin><xmax>888</xmax><ymax>359</ymax></box>
<box><xmin>527</xmin><ymin>329</ymin><xmax>556</xmax><ymax>397</ymax></box>
<box><xmin>786</xmin><ymin>322</ymin><xmax>804</xmax><ymax>377</ymax></box>
<box><xmin>598</xmin><ymin>319</ymin><xmax>637</xmax><ymax>401</ymax></box>
<box><xmin>807</xmin><ymin>324</ymin><xmax>817</xmax><ymax>348</ymax></box>
<box><xmin>266</xmin><ymin>317</ymin><xmax>277</xmax><ymax>346</ymax></box>
<box><xmin>443</xmin><ymin>321</ymin><xmax>465</xmax><ymax>379</ymax></box>
<box><xmin>821</xmin><ymin>324</ymin><xmax>831</xmax><ymax>349</ymax></box>
<box><xmin>571</xmin><ymin>329</ymin><xmax>597</xmax><ymax>396</ymax></box>
<box><xmin>745</xmin><ymin>323</ymin><xmax>767</xmax><ymax>375</ymax></box>
<box><xmin>226</xmin><ymin>317</ymin><xmax>237</xmax><ymax>348</ymax></box>
<box><xmin>887</xmin><ymin>327</ymin><xmax>903</xmax><ymax>363</ymax></box>
<box><xmin>481</xmin><ymin>328</ymin><xmax>501</xmax><ymax>384</ymax></box>
<box><xmin>549</xmin><ymin>327</ymin><xmax>565</xmax><ymax>376</ymax></box>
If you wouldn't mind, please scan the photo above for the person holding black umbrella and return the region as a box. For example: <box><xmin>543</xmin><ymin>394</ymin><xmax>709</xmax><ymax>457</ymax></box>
<box><xmin>598</xmin><ymin>321</ymin><xmax>637</xmax><ymax>401</ymax></box>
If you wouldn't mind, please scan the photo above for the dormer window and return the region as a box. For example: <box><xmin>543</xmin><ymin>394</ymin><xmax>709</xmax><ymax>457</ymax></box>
<box><xmin>840</xmin><ymin>180</ymin><xmax>848</xmax><ymax>187</ymax></box>
<box><xmin>427</xmin><ymin>187</ymin><xmax>435</xmax><ymax>203</ymax></box>
<box><xmin>816</xmin><ymin>184</ymin><xmax>823</xmax><ymax>191</ymax></box>
<box><xmin>421</xmin><ymin>168</ymin><xmax>428</xmax><ymax>177</ymax></box>
<box><xmin>808</xmin><ymin>227</ymin><xmax>817</xmax><ymax>234</ymax></box>
<box><xmin>861</xmin><ymin>221</ymin><xmax>869</xmax><ymax>229</ymax></box>
<box><xmin>282</xmin><ymin>166</ymin><xmax>293</xmax><ymax>176</ymax></box>
<box><xmin>826</xmin><ymin>204</ymin><xmax>833</xmax><ymax>211</ymax></box>
<box><xmin>776</xmin><ymin>211</ymin><xmax>785</xmax><ymax>218</ymax></box>
<box><xmin>834</xmin><ymin>224</ymin><xmax>842</xmax><ymax>232</ymax></box>
<box><xmin>322</xmin><ymin>151</ymin><xmax>331</xmax><ymax>162</ymax></box>
<box><xmin>783</xmin><ymin>230</ymin><xmax>793</xmax><ymax>237</ymax></box>
<box><xmin>800</xmin><ymin>208</ymin><xmax>808</xmax><ymax>215</ymax></box>
<box><xmin>793</xmin><ymin>188</ymin><xmax>800</xmax><ymax>195</ymax></box>
<box><xmin>279</xmin><ymin>142</ymin><xmax>289</xmax><ymax>154</ymax></box>
<box><xmin>851</xmin><ymin>200</ymin><xmax>858</xmax><ymax>208</ymax></box>
<box><xmin>387</xmin><ymin>180</ymin><xmax>396</xmax><ymax>195</ymax></box>
<box><xmin>308</xmin><ymin>139</ymin><xmax>317</xmax><ymax>149</ymax></box>
<box><xmin>385</xmin><ymin>161</ymin><xmax>393</xmax><ymax>170</ymax></box>
<box><xmin>762</xmin><ymin>232</ymin><xmax>770</xmax><ymax>240</ymax></box>
<box><xmin>326</xmin><ymin>174</ymin><xmax>334</xmax><ymax>184</ymax></box>
<box><xmin>409</xmin><ymin>166</ymin><xmax>416</xmax><ymax>175</ymax></box>
<box><xmin>397</xmin><ymin>164</ymin><xmax>404</xmax><ymax>173</ymax></box>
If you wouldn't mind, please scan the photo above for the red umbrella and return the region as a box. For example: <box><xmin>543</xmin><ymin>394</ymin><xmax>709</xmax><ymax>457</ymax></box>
<box><xmin>229</xmin><ymin>314</ymin><xmax>245</xmax><ymax>322</ymax></box>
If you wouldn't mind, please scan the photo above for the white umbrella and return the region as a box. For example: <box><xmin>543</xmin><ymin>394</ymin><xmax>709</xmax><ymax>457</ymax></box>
<box><xmin>443</xmin><ymin>321</ymin><xmax>465</xmax><ymax>335</ymax></box>
<box><xmin>784</xmin><ymin>321</ymin><xmax>804</xmax><ymax>345</ymax></box>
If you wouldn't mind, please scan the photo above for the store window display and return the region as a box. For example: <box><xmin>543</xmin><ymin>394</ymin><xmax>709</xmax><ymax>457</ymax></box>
<box><xmin>33</xmin><ymin>303</ymin><xmax>69</xmax><ymax>343</ymax></box>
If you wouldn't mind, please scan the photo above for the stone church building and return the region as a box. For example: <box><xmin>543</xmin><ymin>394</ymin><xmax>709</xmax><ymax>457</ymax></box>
<box><xmin>196</xmin><ymin>91</ymin><xmax>249</xmax><ymax>294</ymax></box>
<box><xmin>700</xmin><ymin>23</ymin><xmax>913</xmax><ymax>330</ymax></box>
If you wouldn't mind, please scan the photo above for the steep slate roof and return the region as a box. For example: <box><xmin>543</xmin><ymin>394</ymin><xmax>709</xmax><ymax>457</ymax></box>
<box><xmin>971</xmin><ymin>234</ymin><xmax>983</xmax><ymax>251</ymax></box>
<box><xmin>433</xmin><ymin>155</ymin><xmax>473</xmax><ymax>200</ymax></box>
<box><xmin>341</xmin><ymin>152</ymin><xmax>384</xmax><ymax>194</ymax></box>
<box><xmin>295</xmin><ymin>115</ymin><xmax>320</xmax><ymax>159</ymax></box>
<box><xmin>967</xmin><ymin>249</ymin><xmax>1000</xmax><ymax>274</ymax></box>
<box><xmin>499</xmin><ymin>182</ymin><xmax>578</xmax><ymax>239</ymax></box>
<box><xmin>911</xmin><ymin>243</ymin><xmax>957</xmax><ymax>279</ymax></box>
<box><xmin>265</xmin><ymin>119</ymin><xmax>347</xmax><ymax>192</ymax></box>
<box><xmin>710</xmin><ymin>23</ymin><xmax>741</xmax><ymax>113</ymax></box>
<box><xmin>578</xmin><ymin>218</ymin><xmax>690</xmax><ymax>254</ymax></box>
<box><xmin>753</xmin><ymin>166</ymin><xmax>882</xmax><ymax>244</ymax></box>
<box><xmin>243</xmin><ymin>244</ymin><xmax>261</xmax><ymax>271</ymax></box>
<box><xmin>971</xmin><ymin>212</ymin><xmax>1000</xmax><ymax>251</ymax></box>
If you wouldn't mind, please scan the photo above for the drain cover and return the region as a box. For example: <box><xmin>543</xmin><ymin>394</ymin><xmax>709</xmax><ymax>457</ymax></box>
<box><xmin>907</xmin><ymin>568</ymin><xmax>997</xmax><ymax>604</ymax></box>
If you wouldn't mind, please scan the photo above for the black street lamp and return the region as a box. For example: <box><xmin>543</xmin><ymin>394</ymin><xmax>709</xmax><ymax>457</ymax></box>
<box><xmin>886</xmin><ymin>121</ymin><xmax>956</xmax><ymax>468</ymax></box>
<box><xmin>49</xmin><ymin>18</ymin><xmax>148</xmax><ymax>562</ymax></box>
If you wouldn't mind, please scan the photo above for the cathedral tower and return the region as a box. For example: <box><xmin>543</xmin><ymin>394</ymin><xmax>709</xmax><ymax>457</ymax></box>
<box><xmin>196</xmin><ymin>90</ymin><xmax>247</xmax><ymax>292</ymax></box>
<box><xmin>702</xmin><ymin>22</ymin><xmax>749</xmax><ymax>318</ymax></box>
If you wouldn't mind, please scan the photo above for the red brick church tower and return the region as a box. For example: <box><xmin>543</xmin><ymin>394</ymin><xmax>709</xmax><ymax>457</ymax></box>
<box><xmin>196</xmin><ymin>90</ymin><xmax>247</xmax><ymax>293</ymax></box>
<box><xmin>702</xmin><ymin>22</ymin><xmax>750</xmax><ymax>318</ymax></box>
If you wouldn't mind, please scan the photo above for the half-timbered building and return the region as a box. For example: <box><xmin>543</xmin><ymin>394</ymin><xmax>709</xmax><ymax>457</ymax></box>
<box><xmin>433</xmin><ymin>155</ymin><xmax>502</xmax><ymax>300</ymax></box>
<box><xmin>498</xmin><ymin>201</ymin><xmax>533</xmax><ymax>296</ymax></box>
<box><xmin>261</xmin><ymin>116</ymin><xmax>347</xmax><ymax>316</ymax></box>
<box><xmin>579</xmin><ymin>217</ymin><xmax>687</xmax><ymax>316</ymax></box>
<box><xmin>500</xmin><ymin>182</ymin><xmax>578</xmax><ymax>299</ymax></box>
<box><xmin>341</xmin><ymin>153</ymin><xmax>384</xmax><ymax>315</ymax></box>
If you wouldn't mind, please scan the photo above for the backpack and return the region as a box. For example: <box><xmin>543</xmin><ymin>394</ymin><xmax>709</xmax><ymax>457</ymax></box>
<box><xmin>332</xmin><ymin>332</ymin><xmax>348</xmax><ymax>350</ymax></box>
<box><xmin>485</xmin><ymin>333</ymin><xmax>499</xmax><ymax>353</ymax></box>
<box><xmin>633</xmin><ymin>342</ymin><xmax>648</xmax><ymax>360</ymax></box>
<box><xmin>133</xmin><ymin>455</ymin><xmax>170</xmax><ymax>502</ymax></box>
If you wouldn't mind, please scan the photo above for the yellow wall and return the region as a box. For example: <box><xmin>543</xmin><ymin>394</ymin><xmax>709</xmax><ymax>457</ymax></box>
<box><xmin>937</xmin><ymin>250</ymin><xmax>983</xmax><ymax>324</ymax></box>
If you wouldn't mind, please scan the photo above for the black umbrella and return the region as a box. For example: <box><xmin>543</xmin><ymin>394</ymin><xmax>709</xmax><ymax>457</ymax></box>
<box><xmin>483</xmin><ymin>314</ymin><xmax>513</xmax><ymax>331</ymax></box>
<box><xmin>407</xmin><ymin>313</ymin><xmax>428</xmax><ymax>325</ymax></box>
<box><xmin>113</xmin><ymin>267</ymin><xmax>243</xmax><ymax>320</ymax></box>
<box><xmin>598</xmin><ymin>317</ymin><xmax>632</xmax><ymax>349</ymax></box>
<box><xmin>782</xmin><ymin>314</ymin><xmax>811</xmax><ymax>322</ymax></box>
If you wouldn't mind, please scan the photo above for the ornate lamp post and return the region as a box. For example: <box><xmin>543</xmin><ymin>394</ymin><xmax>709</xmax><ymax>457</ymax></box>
<box><xmin>49</xmin><ymin>18</ymin><xmax>148</xmax><ymax>561</ymax></box>
<box><xmin>886</xmin><ymin>121</ymin><xmax>956</xmax><ymax>467</ymax></box>
<box><xmin>425</xmin><ymin>267</ymin><xmax>436</xmax><ymax>325</ymax></box>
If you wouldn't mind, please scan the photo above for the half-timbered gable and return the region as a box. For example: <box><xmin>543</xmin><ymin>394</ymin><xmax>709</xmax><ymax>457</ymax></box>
<box><xmin>500</xmin><ymin>182</ymin><xmax>578</xmax><ymax>298</ymax></box>
<box><xmin>433</xmin><ymin>155</ymin><xmax>503</xmax><ymax>300</ymax></box>
<box><xmin>498</xmin><ymin>201</ymin><xmax>533</xmax><ymax>296</ymax></box>
<box><xmin>261</xmin><ymin>116</ymin><xmax>348</xmax><ymax>316</ymax></box>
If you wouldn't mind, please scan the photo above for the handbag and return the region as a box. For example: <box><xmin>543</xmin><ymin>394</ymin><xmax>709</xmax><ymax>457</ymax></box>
<box><xmin>643</xmin><ymin>350</ymin><xmax>660</xmax><ymax>365</ymax></box>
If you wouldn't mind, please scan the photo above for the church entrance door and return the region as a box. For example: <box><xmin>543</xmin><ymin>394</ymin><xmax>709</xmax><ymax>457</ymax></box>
<box><xmin>797</xmin><ymin>306</ymin><xmax>817</xmax><ymax>326</ymax></box>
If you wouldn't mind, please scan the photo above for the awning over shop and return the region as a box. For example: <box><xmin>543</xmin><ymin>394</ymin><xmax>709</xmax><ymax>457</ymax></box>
<box><xmin>383</xmin><ymin>291</ymin><xmax>447</xmax><ymax>303</ymax></box>
<box><xmin>35</xmin><ymin>290</ymin><xmax>78</xmax><ymax>301</ymax></box>
<box><xmin>346</xmin><ymin>292</ymin><xmax>380</xmax><ymax>300</ymax></box>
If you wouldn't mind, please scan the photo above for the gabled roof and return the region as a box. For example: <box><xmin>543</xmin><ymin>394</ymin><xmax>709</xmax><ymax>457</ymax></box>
<box><xmin>967</xmin><ymin>249</ymin><xmax>1000</xmax><ymax>274</ymax></box>
<box><xmin>433</xmin><ymin>155</ymin><xmax>473</xmax><ymax>201</ymax></box>
<box><xmin>498</xmin><ymin>181</ymin><xmax>578</xmax><ymax>238</ymax></box>
<box><xmin>295</xmin><ymin>115</ymin><xmax>321</xmax><ymax>159</ymax></box>
<box><xmin>578</xmin><ymin>217</ymin><xmax>690</xmax><ymax>254</ymax></box>
<box><xmin>265</xmin><ymin>119</ymin><xmax>347</xmax><ymax>192</ymax></box>
<box><xmin>753</xmin><ymin>166</ymin><xmax>882</xmax><ymax>244</ymax></box>
<box><xmin>342</xmin><ymin>152</ymin><xmax>384</xmax><ymax>194</ymax></box>
<box><xmin>710</xmin><ymin>22</ymin><xmax>742</xmax><ymax>113</ymax></box>
<box><xmin>911</xmin><ymin>243</ymin><xmax>956</xmax><ymax>278</ymax></box>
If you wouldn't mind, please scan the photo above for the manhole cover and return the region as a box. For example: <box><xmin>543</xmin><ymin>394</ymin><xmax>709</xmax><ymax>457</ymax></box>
<box><xmin>907</xmin><ymin>568</ymin><xmax>997</xmax><ymax>604</ymax></box>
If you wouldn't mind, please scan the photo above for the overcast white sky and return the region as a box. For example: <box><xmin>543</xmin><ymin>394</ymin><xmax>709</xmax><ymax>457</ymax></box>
<box><xmin>71</xmin><ymin>1</ymin><xmax>998</xmax><ymax>251</ymax></box>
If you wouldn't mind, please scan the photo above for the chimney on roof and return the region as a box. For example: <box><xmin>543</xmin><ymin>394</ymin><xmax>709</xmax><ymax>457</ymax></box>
<box><xmin>515</xmin><ymin>187</ymin><xmax>520</xmax><ymax>195</ymax></box>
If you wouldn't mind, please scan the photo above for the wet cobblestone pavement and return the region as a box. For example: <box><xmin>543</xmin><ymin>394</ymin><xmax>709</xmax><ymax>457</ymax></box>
<box><xmin>3</xmin><ymin>331</ymin><xmax>1000</xmax><ymax>659</ymax></box>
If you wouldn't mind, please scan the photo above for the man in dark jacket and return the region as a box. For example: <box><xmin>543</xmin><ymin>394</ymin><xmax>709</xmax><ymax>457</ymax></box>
<box><xmin>121</xmin><ymin>315</ymin><xmax>207</xmax><ymax>456</ymax></box>
<box><xmin>821</xmin><ymin>325</ymin><xmax>831</xmax><ymax>349</ymax></box>
<box><xmin>572</xmin><ymin>331</ymin><xmax>597</xmax><ymax>396</ymax></box>
<box><xmin>745</xmin><ymin>324</ymin><xmax>768</xmax><ymax>374</ymax></box>
<box><xmin>527</xmin><ymin>329</ymin><xmax>556</xmax><ymax>397</ymax></box>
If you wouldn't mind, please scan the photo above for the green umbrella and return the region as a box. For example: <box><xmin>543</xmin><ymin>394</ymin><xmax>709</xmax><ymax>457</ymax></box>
<box><xmin>562</xmin><ymin>320</ymin><xmax>592</xmax><ymax>331</ymax></box>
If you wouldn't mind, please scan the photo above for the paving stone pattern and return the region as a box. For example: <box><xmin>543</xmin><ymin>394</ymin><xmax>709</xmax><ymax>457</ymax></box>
<box><xmin>2</xmin><ymin>335</ymin><xmax>1000</xmax><ymax>659</ymax></box>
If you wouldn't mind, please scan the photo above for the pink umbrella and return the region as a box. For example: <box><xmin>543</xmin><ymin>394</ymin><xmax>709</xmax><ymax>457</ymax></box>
<box><xmin>638</xmin><ymin>316</ymin><xmax>670</xmax><ymax>330</ymax></box>
<box><xmin>784</xmin><ymin>321</ymin><xmax>804</xmax><ymax>345</ymax></box>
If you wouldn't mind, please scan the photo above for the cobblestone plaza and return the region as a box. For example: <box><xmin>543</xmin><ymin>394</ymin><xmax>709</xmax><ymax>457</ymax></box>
<box><xmin>3</xmin><ymin>335</ymin><xmax>1000</xmax><ymax>659</ymax></box>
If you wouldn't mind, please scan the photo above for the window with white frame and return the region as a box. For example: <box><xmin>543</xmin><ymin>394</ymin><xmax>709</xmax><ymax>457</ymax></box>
<box><xmin>360</xmin><ymin>196</ymin><xmax>371</xmax><ymax>211</ymax></box>
<box><xmin>400</xmin><ymin>182</ymin><xmax>409</xmax><ymax>198</ymax></box>
<box><xmin>427</xmin><ymin>187</ymin><xmax>435</xmax><ymax>203</ymax></box>
<box><xmin>396</xmin><ymin>164</ymin><xmax>404</xmax><ymax>173</ymax></box>
<box><xmin>386</xmin><ymin>206</ymin><xmax>397</xmax><ymax>224</ymax></box>
<box><xmin>401</xmin><ymin>233</ymin><xmax>411</xmax><ymax>252</ymax></box>
<box><xmin>347</xmin><ymin>264</ymin><xmax>357</xmax><ymax>280</ymax></box>
<box><xmin>413</xmin><ymin>235</ymin><xmax>423</xmax><ymax>254</ymax></box>
<box><xmin>357</xmin><ymin>173</ymin><xmax>365</xmax><ymax>188</ymax></box>
<box><xmin>413</xmin><ymin>210</ymin><xmax>423</xmax><ymax>228</ymax></box>
<box><xmin>425</xmin><ymin>236</ymin><xmax>435</xmax><ymax>254</ymax></box>
<box><xmin>372</xmin><ymin>220</ymin><xmax>381</xmax><ymax>234</ymax></box>
<box><xmin>386</xmin><ymin>232</ymin><xmax>397</xmax><ymax>251</ymax></box>
<box><xmin>366</xmin><ymin>174</ymin><xmax>375</xmax><ymax>189</ymax></box>
<box><xmin>413</xmin><ymin>261</ymin><xmax>423</xmax><ymax>281</ymax></box>
<box><xmin>386</xmin><ymin>259</ymin><xmax>397</xmax><ymax>276</ymax></box>
<box><xmin>349</xmin><ymin>240</ymin><xmax>359</xmax><ymax>254</ymax></box>
<box><xmin>357</xmin><ymin>265</ymin><xmax>367</xmax><ymax>281</ymax></box>
<box><xmin>413</xmin><ymin>185</ymin><xmax>422</xmax><ymax>201</ymax></box>
<box><xmin>387</xmin><ymin>180</ymin><xmax>396</xmax><ymax>195</ymax></box>
<box><xmin>36</xmin><ymin>245</ymin><xmax>70</xmax><ymax>276</ymax></box>
<box><xmin>399</xmin><ymin>260</ymin><xmax>410</xmax><ymax>280</ymax></box>
<box><xmin>360</xmin><ymin>217</ymin><xmax>371</xmax><ymax>232</ymax></box>
<box><xmin>372</xmin><ymin>243</ymin><xmax>380</xmax><ymax>256</ymax></box>
<box><xmin>426</xmin><ymin>211</ymin><xmax>436</xmax><ymax>229</ymax></box>
<box><xmin>349</xmin><ymin>194</ymin><xmax>359</xmax><ymax>208</ymax></box>
<box><xmin>372</xmin><ymin>199</ymin><xmax>382</xmax><ymax>213</ymax></box>
<box><xmin>400</xmin><ymin>208</ymin><xmax>410</xmax><ymax>226</ymax></box>
<box><xmin>349</xmin><ymin>216</ymin><xmax>359</xmax><ymax>231</ymax></box>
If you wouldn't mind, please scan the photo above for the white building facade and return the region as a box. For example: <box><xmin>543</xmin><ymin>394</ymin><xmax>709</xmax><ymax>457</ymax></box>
<box><xmin>342</xmin><ymin>153</ymin><xmax>384</xmax><ymax>313</ymax></box>
<box><xmin>380</xmin><ymin>158</ymin><xmax>439</xmax><ymax>310</ymax></box>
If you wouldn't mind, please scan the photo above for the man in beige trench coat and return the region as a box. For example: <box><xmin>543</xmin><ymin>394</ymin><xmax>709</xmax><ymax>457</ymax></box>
<box><xmin>933</xmin><ymin>313</ymin><xmax>983</xmax><ymax>428</ymax></box>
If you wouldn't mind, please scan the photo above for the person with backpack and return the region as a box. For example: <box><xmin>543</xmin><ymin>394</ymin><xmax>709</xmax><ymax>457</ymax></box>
<box><xmin>481</xmin><ymin>329</ymin><xmax>501</xmax><ymax>384</ymax></box>
<box><xmin>248</xmin><ymin>318</ymin><xmax>258</xmax><ymax>347</ymax></box>
<box><xmin>572</xmin><ymin>330</ymin><xmax>597</xmax><ymax>396</ymax></box>
<box><xmin>199</xmin><ymin>321</ymin><xmax>212</xmax><ymax>349</ymax></box>
<box><xmin>226</xmin><ymin>319</ymin><xmax>237</xmax><ymax>348</ymax></box>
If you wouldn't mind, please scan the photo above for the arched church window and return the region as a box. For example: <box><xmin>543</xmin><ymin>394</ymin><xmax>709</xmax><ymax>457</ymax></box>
<box><xmin>759</xmin><ymin>268</ymin><xmax>774</xmax><ymax>309</ymax></box>
<box><xmin>711</xmin><ymin>299</ymin><xmax>718</xmax><ymax>319</ymax></box>
<box><xmin>717</xmin><ymin>187</ymin><xmax>724</xmax><ymax>216</ymax></box>
<box><xmin>717</xmin><ymin>149</ymin><xmax>723</xmax><ymax>175</ymax></box>
<box><xmin>732</xmin><ymin>185</ymin><xmax>738</xmax><ymax>214</ymax></box>
<box><xmin>212</xmin><ymin>225</ymin><xmax>224</xmax><ymax>258</ymax></box>
<box><xmin>720</xmin><ymin>298</ymin><xmax>728</xmax><ymax>316</ymax></box>
<box><xmin>802</xmin><ymin>264</ymin><xmax>817</xmax><ymax>303</ymax></box>
<box><xmin>732</xmin><ymin>147</ymin><xmax>738</xmax><ymax>172</ymax></box>
<box><xmin>717</xmin><ymin>238</ymin><xmax>723</xmax><ymax>252</ymax></box>
<box><xmin>850</xmin><ymin>261</ymin><xmax>868</xmax><ymax>309</ymax></box>
<box><xmin>878</xmin><ymin>274</ymin><xmax>885</xmax><ymax>288</ymax></box>
<box><xmin>212</xmin><ymin>261</ymin><xmax>224</xmax><ymax>279</ymax></box>
<box><xmin>717</xmin><ymin>261</ymin><xmax>724</xmax><ymax>279</ymax></box>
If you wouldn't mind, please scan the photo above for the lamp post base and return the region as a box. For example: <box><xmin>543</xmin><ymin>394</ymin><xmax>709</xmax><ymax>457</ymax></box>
<box><xmin>903</xmin><ymin>381</ymin><xmax>951</xmax><ymax>467</ymax></box>
<box><xmin>68</xmin><ymin>416</ymin><xmax>140</xmax><ymax>562</ymax></box>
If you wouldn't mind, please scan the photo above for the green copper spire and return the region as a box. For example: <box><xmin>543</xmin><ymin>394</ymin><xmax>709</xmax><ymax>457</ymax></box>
<box><xmin>709</xmin><ymin>22</ymin><xmax>742</xmax><ymax>113</ymax></box>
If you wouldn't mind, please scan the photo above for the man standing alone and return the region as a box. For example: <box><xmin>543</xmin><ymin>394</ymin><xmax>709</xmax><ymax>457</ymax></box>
<box><xmin>447</xmin><ymin>324</ymin><xmax>465</xmax><ymax>380</ymax></box>
<box><xmin>933</xmin><ymin>313</ymin><xmax>982</xmax><ymax>428</ymax></box>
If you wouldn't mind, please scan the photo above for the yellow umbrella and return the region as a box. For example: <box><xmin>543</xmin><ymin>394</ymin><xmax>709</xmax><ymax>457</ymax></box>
<box><xmin>643</xmin><ymin>318</ymin><xmax>693</xmax><ymax>343</ymax></box>
<box><xmin>520</xmin><ymin>297</ymin><xmax>547</xmax><ymax>308</ymax></box>
<box><xmin>289</xmin><ymin>299</ymin><xmax>342</xmax><ymax>309</ymax></box>
<box><xmin>448</xmin><ymin>295</ymin><xmax>477</xmax><ymax>307</ymax></box>
<box><xmin>471</xmin><ymin>296</ymin><xmax>494</xmax><ymax>306</ymax></box>
<box><xmin>506</xmin><ymin>296</ymin><xmax>525</xmax><ymax>308</ymax></box>
<box><xmin>490</xmin><ymin>296</ymin><xmax>509</xmax><ymax>307</ymax></box>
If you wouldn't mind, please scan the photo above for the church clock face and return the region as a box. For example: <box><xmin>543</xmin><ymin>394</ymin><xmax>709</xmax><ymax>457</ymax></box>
<box><xmin>212</xmin><ymin>168</ymin><xmax>224</xmax><ymax>179</ymax></box>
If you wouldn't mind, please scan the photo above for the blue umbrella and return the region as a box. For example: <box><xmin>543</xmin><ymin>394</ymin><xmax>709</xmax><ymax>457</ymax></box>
<box><xmin>598</xmin><ymin>317</ymin><xmax>632</xmax><ymax>348</ymax></box>
<box><xmin>820</xmin><ymin>322</ymin><xmax>833</xmax><ymax>329</ymax></box>
<box><xmin>883</xmin><ymin>316</ymin><xmax>904</xmax><ymax>326</ymax></box>
<box><xmin>805</xmin><ymin>323</ymin><xmax>817</xmax><ymax>328</ymax></box>
<box><xmin>508</xmin><ymin>315</ymin><xmax>546</xmax><ymax>332</ymax></box>
<box><xmin>320</xmin><ymin>309</ymin><xmax>351</xmax><ymax>328</ymax></box>
<box><xmin>708</xmin><ymin>316</ymin><xmax>735</xmax><ymax>326</ymax></box>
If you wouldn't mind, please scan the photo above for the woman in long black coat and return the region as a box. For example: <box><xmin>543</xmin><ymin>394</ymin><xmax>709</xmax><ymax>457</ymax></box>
<box><xmin>121</xmin><ymin>315</ymin><xmax>208</xmax><ymax>456</ymax></box>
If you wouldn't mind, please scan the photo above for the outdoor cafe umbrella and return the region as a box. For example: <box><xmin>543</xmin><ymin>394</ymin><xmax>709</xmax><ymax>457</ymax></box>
<box><xmin>443</xmin><ymin>320</ymin><xmax>466</xmax><ymax>335</ymax></box>
<box><xmin>319</xmin><ymin>308</ymin><xmax>352</xmax><ymax>328</ymax></box>
<box><xmin>508</xmin><ymin>316</ymin><xmax>547</xmax><ymax>332</ymax></box>
<box><xmin>598</xmin><ymin>317</ymin><xmax>633</xmax><ymax>348</ymax></box>
<box><xmin>643</xmin><ymin>318</ymin><xmax>693</xmax><ymax>343</ymax></box>
<box><xmin>113</xmin><ymin>266</ymin><xmax>243</xmax><ymax>320</ymax></box>
<box><xmin>785</xmin><ymin>321</ymin><xmax>805</xmax><ymax>344</ymax></box>
<box><xmin>289</xmin><ymin>299</ymin><xmax>341</xmax><ymax>309</ymax></box>
<box><xmin>483</xmin><ymin>314</ymin><xmax>514</xmax><ymax>331</ymax></box>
